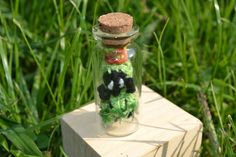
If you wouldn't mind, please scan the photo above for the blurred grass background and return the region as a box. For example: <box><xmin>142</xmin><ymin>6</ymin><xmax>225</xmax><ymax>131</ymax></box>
<box><xmin>0</xmin><ymin>0</ymin><xmax>236</xmax><ymax>156</ymax></box>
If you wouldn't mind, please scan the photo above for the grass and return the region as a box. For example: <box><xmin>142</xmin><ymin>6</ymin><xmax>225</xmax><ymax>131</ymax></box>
<box><xmin>0</xmin><ymin>0</ymin><xmax>236</xmax><ymax>156</ymax></box>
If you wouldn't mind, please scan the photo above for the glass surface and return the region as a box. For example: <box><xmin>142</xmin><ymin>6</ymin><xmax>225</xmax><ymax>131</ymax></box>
<box><xmin>92</xmin><ymin>26</ymin><xmax>142</xmax><ymax>136</ymax></box>
<box><xmin>92</xmin><ymin>25</ymin><xmax>139</xmax><ymax>40</ymax></box>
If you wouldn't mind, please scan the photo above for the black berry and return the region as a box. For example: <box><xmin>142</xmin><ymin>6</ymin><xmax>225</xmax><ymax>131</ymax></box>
<box><xmin>125</xmin><ymin>78</ymin><xmax>136</xmax><ymax>93</ymax></box>
<box><xmin>97</xmin><ymin>84</ymin><xmax>110</xmax><ymax>100</ymax></box>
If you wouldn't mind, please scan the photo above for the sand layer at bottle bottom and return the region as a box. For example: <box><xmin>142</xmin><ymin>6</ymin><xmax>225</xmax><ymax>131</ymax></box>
<box><xmin>104</xmin><ymin>117</ymin><xmax>138</xmax><ymax>136</ymax></box>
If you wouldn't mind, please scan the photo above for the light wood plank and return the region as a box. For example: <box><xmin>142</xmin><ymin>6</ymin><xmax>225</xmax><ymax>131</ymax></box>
<box><xmin>61</xmin><ymin>85</ymin><xmax>202</xmax><ymax>157</ymax></box>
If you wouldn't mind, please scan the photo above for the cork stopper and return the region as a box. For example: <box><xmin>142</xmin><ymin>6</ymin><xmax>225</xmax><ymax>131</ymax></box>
<box><xmin>97</xmin><ymin>12</ymin><xmax>133</xmax><ymax>46</ymax></box>
<box><xmin>98</xmin><ymin>12</ymin><xmax>133</xmax><ymax>34</ymax></box>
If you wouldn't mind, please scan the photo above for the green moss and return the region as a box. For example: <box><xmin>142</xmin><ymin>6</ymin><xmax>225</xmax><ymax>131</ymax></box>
<box><xmin>99</xmin><ymin>60</ymin><xmax>138</xmax><ymax>124</ymax></box>
<box><xmin>100</xmin><ymin>90</ymin><xmax>138</xmax><ymax>124</ymax></box>
<box><xmin>102</xmin><ymin>61</ymin><xmax>133</xmax><ymax>77</ymax></box>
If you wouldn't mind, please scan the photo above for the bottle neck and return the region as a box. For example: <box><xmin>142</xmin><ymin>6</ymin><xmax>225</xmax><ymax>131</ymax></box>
<box><xmin>101</xmin><ymin>37</ymin><xmax>131</xmax><ymax>48</ymax></box>
<box><xmin>92</xmin><ymin>25</ymin><xmax>139</xmax><ymax>48</ymax></box>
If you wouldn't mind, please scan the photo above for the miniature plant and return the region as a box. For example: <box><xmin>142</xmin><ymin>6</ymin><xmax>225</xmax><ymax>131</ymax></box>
<box><xmin>97</xmin><ymin>61</ymin><xmax>138</xmax><ymax>124</ymax></box>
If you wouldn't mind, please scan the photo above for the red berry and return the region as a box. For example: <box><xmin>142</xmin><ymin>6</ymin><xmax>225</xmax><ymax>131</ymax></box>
<box><xmin>105</xmin><ymin>48</ymin><xmax>128</xmax><ymax>64</ymax></box>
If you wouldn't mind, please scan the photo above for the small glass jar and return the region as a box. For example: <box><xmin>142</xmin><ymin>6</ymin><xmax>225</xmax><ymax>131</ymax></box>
<box><xmin>92</xmin><ymin>13</ymin><xmax>142</xmax><ymax>136</ymax></box>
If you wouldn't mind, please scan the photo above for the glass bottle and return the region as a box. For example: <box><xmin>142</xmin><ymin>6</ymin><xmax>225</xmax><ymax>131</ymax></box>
<box><xmin>92</xmin><ymin>12</ymin><xmax>142</xmax><ymax>136</ymax></box>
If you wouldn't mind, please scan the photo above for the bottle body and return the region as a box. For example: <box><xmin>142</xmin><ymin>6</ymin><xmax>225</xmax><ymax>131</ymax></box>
<box><xmin>92</xmin><ymin>25</ymin><xmax>142</xmax><ymax>136</ymax></box>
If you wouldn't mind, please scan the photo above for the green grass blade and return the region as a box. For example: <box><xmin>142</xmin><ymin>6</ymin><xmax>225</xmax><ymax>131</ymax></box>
<box><xmin>3</xmin><ymin>127</ymin><xmax>43</xmax><ymax>156</ymax></box>
<box><xmin>12</xmin><ymin>18</ymin><xmax>58</xmax><ymax>110</ymax></box>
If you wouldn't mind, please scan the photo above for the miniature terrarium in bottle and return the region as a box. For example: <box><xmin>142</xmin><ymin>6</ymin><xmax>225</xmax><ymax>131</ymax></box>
<box><xmin>92</xmin><ymin>12</ymin><xmax>142</xmax><ymax>136</ymax></box>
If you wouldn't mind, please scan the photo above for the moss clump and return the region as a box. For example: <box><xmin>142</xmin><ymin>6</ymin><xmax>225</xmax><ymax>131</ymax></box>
<box><xmin>98</xmin><ymin>60</ymin><xmax>138</xmax><ymax>124</ymax></box>
<box><xmin>102</xmin><ymin>61</ymin><xmax>133</xmax><ymax>77</ymax></box>
<box><xmin>100</xmin><ymin>90</ymin><xmax>138</xmax><ymax>124</ymax></box>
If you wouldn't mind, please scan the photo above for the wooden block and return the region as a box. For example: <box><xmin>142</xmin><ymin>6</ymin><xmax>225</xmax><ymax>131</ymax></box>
<box><xmin>61</xmin><ymin>85</ymin><xmax>202</xmax><ymax>157</ymax></box>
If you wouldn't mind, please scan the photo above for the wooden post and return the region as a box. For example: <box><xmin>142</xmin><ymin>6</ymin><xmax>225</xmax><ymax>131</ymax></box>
<box><xmin>61</xmin><ymin>85</ymin><xmax>202</xmax><ymax>157</ymax></box>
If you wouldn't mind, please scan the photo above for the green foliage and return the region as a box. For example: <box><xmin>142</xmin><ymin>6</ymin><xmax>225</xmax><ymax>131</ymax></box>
<box><xmin>100</xmin><ymin>60</ymin><xmax>137</xmax><ymax>124</ymax></box>
<box><xmin>103</xmin><ymin>61</ymin><xmax>133</xmax><ymax>77</ymax></box>
<box><xmin>0</xmin><ymin>0</ymin><xmax>235</xmax><ymax>156</ymax></box>
<box><xmin>2</xmin><ymin>127</ymin><xmax>43</xmax><ymax>157</ymax></box>
<box><xmin>100</xmin><ymin>90</ymin><xmax>138</xmax><ymax>124</ymax></box>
